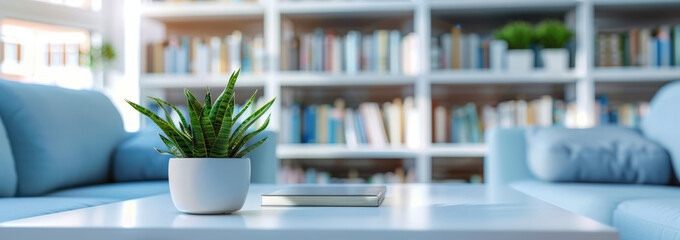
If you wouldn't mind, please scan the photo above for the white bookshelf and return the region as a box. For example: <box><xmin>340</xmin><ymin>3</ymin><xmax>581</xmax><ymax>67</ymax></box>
<box><xmin>131</xmin><ymin>0</ymin><xmax>680</xmax><ymax>183</ymax></box>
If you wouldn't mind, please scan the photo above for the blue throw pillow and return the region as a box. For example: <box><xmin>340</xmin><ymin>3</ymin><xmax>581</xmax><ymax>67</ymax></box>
<box><xmin>641</xmin><ymin>81</ymin><xmax>680</xmax><ymax>182</ymax></box>
<box><xmin>0</xmin><ymin>116</ymin><xmax>17</xmax><ymax>197</ymax></box>
<box><xmin>526</xmin><ymin>126</ymin><xmax>671</xmax><ymax>184</ymax></box>
<box><xmin>0</xmin><ymin>80</ymin><xmax>127</xmax><ymax>196</ymax></box>
<box><xmin>112</xmin><ymin>130</ymin><xmax>171</xmax><ymax>182</ymax></box>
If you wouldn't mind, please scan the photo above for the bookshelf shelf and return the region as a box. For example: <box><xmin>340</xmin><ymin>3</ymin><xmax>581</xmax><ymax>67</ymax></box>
<box><xmin>140</xmin><ymin>2</ymin><xmax>264</xmax><ymax>21</ymax></box>
<box><xmin>139</xmin><ymin>74</ymin><xmax>266</xmax><ymax>89</ymax></box>
<box><xmin>277</xmin><ymin>144</ymin><xmax>419</xmax><ymax>159</ymax></box>
<box><xmin>429</xmin><ymin>70</ymin><xmax>578</xmax><ymax>84</ymax></box>
<box><xmin>279</xmin><ymin>72</ymin><xmax>417</xmax><ymax>87</ymax></box>
<box><xmin>593</xmin><ymin>67</ymin><xmax>680</xmax><ymax>82</ymax></box>
<box><xmin>279</xmin><ymin>1</ymin><xmax>414</xmax><ymax>15</ymax></box>
<box><xmin>429</xmin><ymin>144</ymin><xmax>487</xmax><ymax>158</ymax></box>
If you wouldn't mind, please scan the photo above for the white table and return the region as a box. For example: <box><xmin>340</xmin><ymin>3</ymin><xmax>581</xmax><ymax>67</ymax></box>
<box><xmin>0</xmin><ymin>184</ymin><xmax>617</xmax><ymax>240</ymax></box>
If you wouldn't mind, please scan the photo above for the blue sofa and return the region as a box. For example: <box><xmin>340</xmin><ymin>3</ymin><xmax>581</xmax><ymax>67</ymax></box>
<box><xmin>486</xmin><ymin>81</ymin><xmax>680</xmax><ymax>240</ymax></box>
<box><xmin>0</xmin><ymin>80</ymin><xmax>277</xmax><ymax>223</ymax></box>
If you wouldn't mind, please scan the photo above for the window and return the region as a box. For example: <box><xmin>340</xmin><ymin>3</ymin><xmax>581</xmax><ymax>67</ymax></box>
<box><xmin>0</xmin><ymin>19</ymin><xmax>93</xmax><ymax>89</ymax></box>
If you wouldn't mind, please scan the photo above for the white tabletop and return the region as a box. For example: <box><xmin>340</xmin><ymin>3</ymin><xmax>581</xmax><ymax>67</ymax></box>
<box><xmin>0</xmin><ymin>184</ymin><xmax>617</xmax><ymax>240</ymax></box>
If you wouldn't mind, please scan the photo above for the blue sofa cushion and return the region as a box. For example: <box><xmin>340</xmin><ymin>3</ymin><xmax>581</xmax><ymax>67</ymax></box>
<box><xmin>0</xmin><ymin>80</ymin><xmax>127</xmax><ymax>196</ymax></box>
<box><xmin>642</xmin><ymin>81</ymin><xmax>680</xmax><ymax>181</ymax></box>
<box><xmin>112</xmin><ymin>130</ymin><xmax>171</xmax><ymax>182</ymax></box>
<box><xmin>0</xmin><ymin>116</ymin><xmax>17</xmax><ymax>197</ymax></box>
<box><xmin>0</xmin><ymin>197</ymin><xmax>117</xmax><ymax>223</ymax></box>
<box><xmin>512</xmin><ymin>180</ymin><xmax>680</xmax><ymax>224</ymax></box>
<box><xmin>613</xmin><ymin>199</ymin><xmax>680</xmax><ymax>240</ymax></box>
<box><xmin>46</xmin><ymin>181</ymin><xmax>169</xmax><ymax>200</ymax></box>
<box><xmin>526</xmin><ymin>126</ymin><xmax>671</xmax><ymax>184</ymax></box>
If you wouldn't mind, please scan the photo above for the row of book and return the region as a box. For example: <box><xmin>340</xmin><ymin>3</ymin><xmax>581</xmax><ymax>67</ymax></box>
<box><xmin>148</xmin><ymin>0</ymin><xmax>258</xmax><ymax>3</ymax></box>
<box><xmin>278</xmin><ymin>166</ymin><xmax>416</xmax><ymax>184</ymax></box>
<box><xmin>597</xmin><ymin>25</ymin><xmax>680</xmax><ymax>67</ymax></box>
<box><xmin>280</xmin><ymin>98</ymin><xmax>421</xmax><ymax>148</ymax></box>
<box><xmin>431</xmin><ymin>26</ymin><xmax>513</xmax><ymax>71</ymax></box>
<box><xmin>595</xmin><ymin>95</ymin><xmax>649</xmax><ymax>127</ymax></box>
<box><xmin>280</xmin><ymin>24</ymin><xmax>419</xmax><ymax>75</ymax></box>
<box><xmin>433</xmin><ymin>96</ymin><xmax>572</xmax><ymax>143</ymax></box>
<box><xmin>145</xmin><ymin>31</ymin><xmax>265</xmax><ymax>75</ymax></box>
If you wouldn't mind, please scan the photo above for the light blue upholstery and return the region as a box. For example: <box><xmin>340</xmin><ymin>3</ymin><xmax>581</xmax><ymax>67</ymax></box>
<box><xmin>641</xmin><ymin>81</ymin><xmax>680</xmax><ymax>181</ymax></box>
<box><xmin>512</xmin><ymin>180</ymin><xmax>680</xmax><ymax>224</ymax></box>
<box><xmin>112</xmin><ymin>130</ymin><xmax>171</xmax><ymax>182</ymax></box>
<box><xmin>526</xmin><ymin>126</ymin><xmax>671</xmax><ymax>184</ymax></box>
<box><xmin>0</xmin><ymin>197</ymin><xmax>117</xmax><ymax>223</ymax></box>
<box><xmin>0</xmin><ymin>116</ymin><xmax>17</xmax><ymax>197</ymax></box>
<box><xmin>0</xmin><ymin>80</ymin><xmax>127</xmax><ymax>196</ymax></box>
<box><xmin>484</xmin><ymin>127</ymin><xmax>534</xmax><ymax>186</ymax></box>
<box><xmin>613</xmin><ymin>199</ymin><xmax>680</xmax><ymax>240</ymax></box>
<box><xmin>45</xmin><ymin>181</ymin><xmax>169</xmax><ymax>200</ymax></box>
<box><xmin>245</xmin><ymin>131</ymin><xmax>278</xmax><ymax>184</ymax></box>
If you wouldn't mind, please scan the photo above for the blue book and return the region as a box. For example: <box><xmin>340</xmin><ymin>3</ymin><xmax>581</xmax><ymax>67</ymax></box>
<box><xmin>242</xmin><ymin>40</ymin><xmax>252</xmax><ymax>72</ymax></box>
<box><xmin>597</xmin><ymin>95</ymin><xmax>610</xmax><ymax>124</ymax></box>
<box><xmin>354</xmin><ymin>112</ymin><xmax>367</xmax><ymax>144</ymax></box>
<box><xmin>464</xmin><ymin>103</ymin><xmax>481</xmax><ymax>143</ymax></box>
<box><xmin>303</xmin><ymin>105</ymin><xmax>318</xmax><ymax>143</ymax></box>
<box><xmin>179</xmin><ymin>36</ymin><xmax>191</xmax><ymax>73</ymax></box>
<box><xmin>305</xmin><ymin>168</ymin><xmax>316</xmax><ymax>184</ymax></box>
<box><xmin>327</xmin><ymin>107</ymin><xmax>336</xmax><ymax>144</ymax></box>
<box><xmin>313</xmin><ymin>28</ymin><xmax>324</xmax><ymax>71</ymax></box>
<box><xmin>290</xmin><ymin>104</ymin><xmax>302</xmax><ymax>144</ymax></box>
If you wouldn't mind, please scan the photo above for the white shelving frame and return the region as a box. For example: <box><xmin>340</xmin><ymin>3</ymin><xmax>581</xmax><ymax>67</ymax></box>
<box><xmin>132</xmin><ymin>0</ymin><xmax>680</xmax><ymax>183</ymax></box>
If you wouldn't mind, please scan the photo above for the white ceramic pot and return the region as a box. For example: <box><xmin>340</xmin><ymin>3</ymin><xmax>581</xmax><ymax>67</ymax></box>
<box><xmin>169</xmin><ymin>158</ymin><xmax>250</xmax><ymax>214</ymax></box>
<box><xmin>541</xmin><ymin>48</ymin><xmax>569</xmax><ymax>72</ymax></box>
<box><xmin>506</xmin><ymin>49</ymin><xmax>535</xmax><ymax>72</ymax></box>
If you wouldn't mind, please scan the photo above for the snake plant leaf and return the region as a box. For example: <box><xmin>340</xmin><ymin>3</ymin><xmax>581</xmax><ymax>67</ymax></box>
<box><xmin>125</xmin><ymin>99</ymin><xmax>193</xmax><ymax>155</ymax></box>
<box><xmin>147</xmin><ymin>96</ymin><xmax>191</xmax><ymax>134</ymax></box>
<box><xmin>211</xmin><ymin>92</ymin><xmax>230</xmax><ymax>134</ymax></box>
<box><xmin>234</xmin><ymin>89</ymin><xmax>257</xmax><ymax>123</ymax></box>
<box><xmin>210</xmin><ymin>97</ymin><xmax>235</xmax><ymax>158</ymax></box>
<box><xmin>185</xmin><ymin>89</ymin><xmax>204</xmax><ymax>119</ymax></box>
<box><xmin>200</xmin><ymin>103</ymin><xmax>217</xmax><ymax>152</ymax></box>
<box><xmin>159</xmin><ymin>134</ymin><xmax>184</xmax><ymax>158</ymax></box>
<box><xmin>204</xmin><ymin>86</ymin><xmax>212</xmax><ymax>115</ymax></box>
<box><xmin>154</xmin><ymin>148</ymin><xmax>173</xmax><ymax>155</ymax></box>
<box><xmin>148</xmin><ymin>97</ymin><xmax>190</xmax><ymax>140</ymax></box>
<box><xmin>229</xmin><ymin>97</ymin><xmax>275</xmax><ymax>146</ymax></box>
<box><xmin>235</xmin><ymin>137</ymin><xmax>267</xmax><ymax>158</ymax></box>
<box><xmin>185</xmin><ymin>91</ymin><xmax>207</xmax><ymax>158</ymax></box>
<box><xmin>209</xmin><ymin>71</ymin><xmax>236</xmax><ymax>124</ymax></box>
<box><xmin>232</xmin><ymin>114</ymin><xmax>270</xmax><ymax>155</ymax></box>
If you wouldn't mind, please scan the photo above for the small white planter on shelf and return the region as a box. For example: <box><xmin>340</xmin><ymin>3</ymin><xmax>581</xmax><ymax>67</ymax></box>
<box><xmin>541</xmin><ymin>48</ymin><xmax>569</xmax><ymax>72</ymax></box>
<box><xmin>169</xmin><ymin>158</ymin><xmax>250</xmax><ymax>214</ymax></box>
<box><xmin>506</xmin><ymin>49</ymin><xmax>534</xmax><ymax>72</ymax></box>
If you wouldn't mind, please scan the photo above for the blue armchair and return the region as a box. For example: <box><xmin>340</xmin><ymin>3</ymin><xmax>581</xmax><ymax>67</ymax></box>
<box><xmin>485</xmin><ymin>81</ymin><xmax>680</xmax><ymax>240</ymax></box>
<box><xmin>0</xmin><ymin>80</ymin><xmax>277</xmax><ymax>222</ymax></box>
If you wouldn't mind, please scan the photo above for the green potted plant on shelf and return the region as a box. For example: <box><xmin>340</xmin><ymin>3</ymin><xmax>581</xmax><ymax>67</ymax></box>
<box><xmin>126</xmin><ymin>69</ymin><xmax>275</xmax><ymax>214</ymax></box>
<box><xmin>494</xmin><ymin>21</ymin><xmax>535</xmax><ymax>72</ymax></box>
<box><xmin>535</xmin><ymin>20</ymin><xmax>574</xmax><ymax>72</ymax></box>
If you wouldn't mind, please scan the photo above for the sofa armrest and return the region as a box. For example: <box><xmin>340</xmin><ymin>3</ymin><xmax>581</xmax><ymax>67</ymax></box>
<box><xmin>484</xmin><ymin>127</ymin><xmax>534</xmax><ymax>186</ymax></box>
<box><xmin>112</xmin><ymin>130</ymin><xmax>171</xmax><ymax>182</ymax></box>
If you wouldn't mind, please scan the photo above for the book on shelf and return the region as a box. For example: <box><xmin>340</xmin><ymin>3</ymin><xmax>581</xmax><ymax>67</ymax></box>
<box><xmin>595</xmin><ymin>95</ymin><xmax>649</xmax><ymax>127</ymax></box>
<box><xmin>282</xmin><ymin>97</ymin><xmax>420</xmax><ymax>148</ymax></box>
<box><xmin>432</xmin><ymin>96</ymin><xmax>573</xmax><ymax>144</ymax></box>
<box><xmin>145</xmin><ymin>31</ymin><xmax>264</xmax><ymax>75</ymax></box>
<box><xmin>280</xmin><ymin>25</ymin><xmax>419</xmax><ymax>75</ymax></box>
<box><xmin>432</xmin><ymin>25</ymin><xmax>510</xmax><ymax>71</ymax></box>
<box><xmin>597</xmin><ymin>24</ymin><xmax>680</xmax><ymax>67</ymax></box>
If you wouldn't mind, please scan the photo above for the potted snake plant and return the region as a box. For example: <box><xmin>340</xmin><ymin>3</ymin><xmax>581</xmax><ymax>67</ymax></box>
<box><xmin>495</xmin><ymin>21</ymin><xmax>535</xmax><ymax>72</ymax></box>
<box><xmin>126</xmin><ymin>69</ymin><xmax>274</xmax><ymax>214</ymax></box>
<box><xmin>535</xmin><ymin>20</ymin><xmax>573</xmax><ymax>72</ymax></box>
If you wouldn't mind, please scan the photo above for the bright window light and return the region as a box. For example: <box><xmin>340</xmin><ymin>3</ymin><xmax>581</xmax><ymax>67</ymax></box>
<box><xmin>0</xmin><ymin>18</ymin><xmax>93</xmax><ymax>89</ymax></box>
